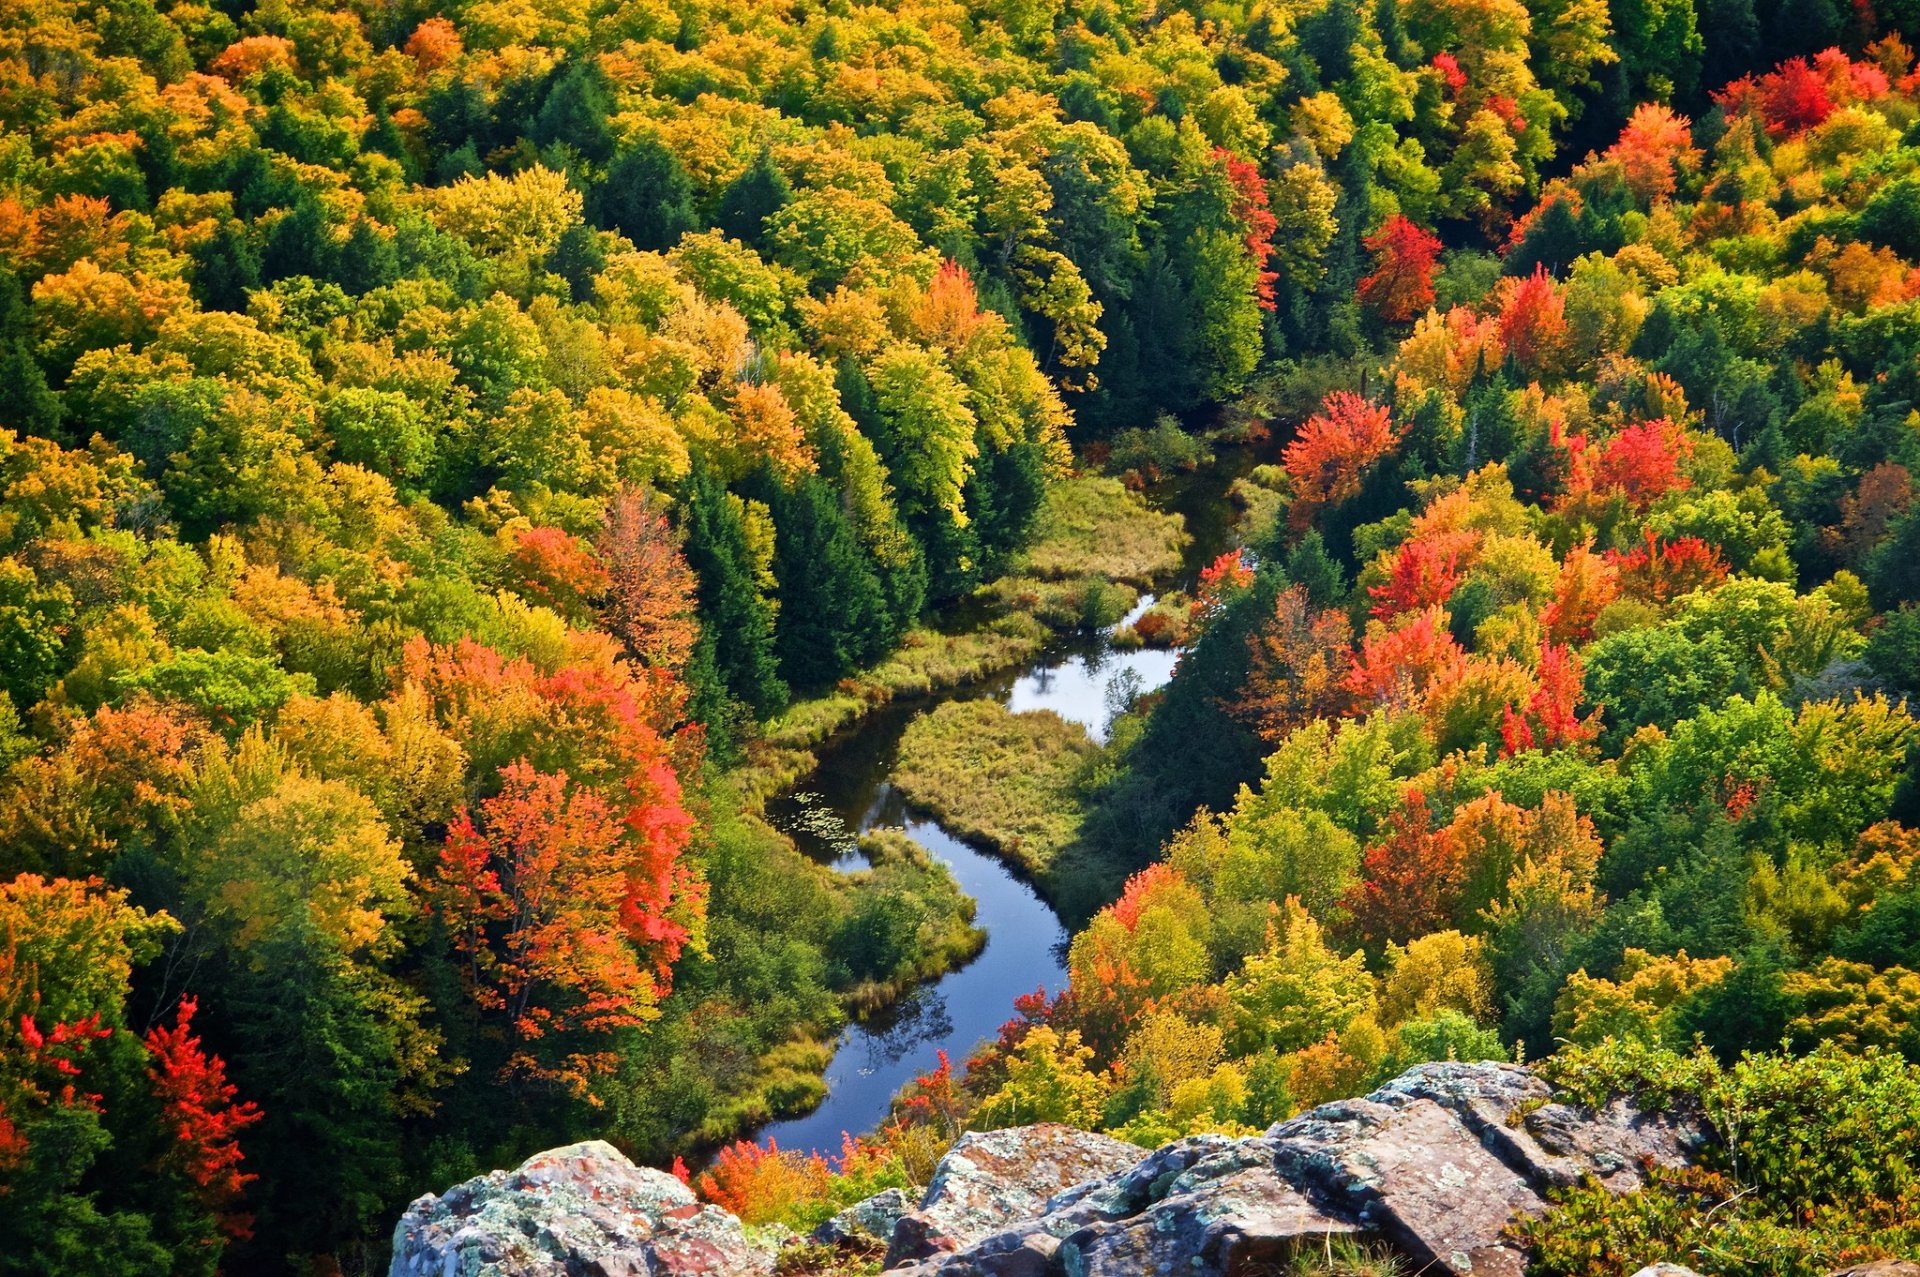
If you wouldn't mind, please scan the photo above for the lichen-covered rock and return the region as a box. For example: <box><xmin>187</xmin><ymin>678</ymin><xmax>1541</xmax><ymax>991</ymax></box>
<box><xmin>814</xmin><ymin>1186</ymin><xmax>914</xmax><ymax>1247</ymax></box>
<box><xmin>883</xmin><ymin>1124</ymin><xmax>1144</xmax><ymax>1268</ymax></box>
<box><xmin>888</xmin><ymin>1062</ymin><xmax>1707</xmax><ymax>1277</ymax></box>
<box><xmin>1827</xmin><ymin>1264</ymin><xmax>1920</xmax><ymax>1277</ymax></box>
<box><xmin>388</xmin><ymin>1140</ymin><xmax>774</xmax><ymax>1277</ymax></box>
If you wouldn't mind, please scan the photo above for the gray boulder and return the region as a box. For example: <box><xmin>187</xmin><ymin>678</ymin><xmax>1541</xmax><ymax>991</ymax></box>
<box><xmin>388</xmin><ymin>1140</ymin><xmax>774</xmax><ymax>1277</ymax></box>
<box><xmin>814</xmin><ymin>1186</ymin><xmax>914</xmax><ymax>1247</ymax></box>
<box><xmin>888</xmin><ymin>1062</ymin><xmax>1706</xmax><ymax>1277</ymax></box>
<box><xmin>883</xmin><ymin>1124</ymin><xmax>1145</xmax><ymax>1268</ymax></box>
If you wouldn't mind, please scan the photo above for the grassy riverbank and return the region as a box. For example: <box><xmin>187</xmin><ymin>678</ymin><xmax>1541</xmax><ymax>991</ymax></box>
<box><xmin>1017</xmin><ymin>476</ymin><xmax>1190</xmax><ymax>586</ymax></box>
<box><xmin>891</xmin><ymin>700</ymin><xmax>1130</xmax><ymax>921</ymax></box>
<box><xmin>742</xmin><ymin>475</ymin><xmax>1188</xmax><ymax>797</ymax></box>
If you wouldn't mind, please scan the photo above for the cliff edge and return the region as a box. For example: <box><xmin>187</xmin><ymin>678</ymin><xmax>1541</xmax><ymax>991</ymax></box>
<box><xmin>388</xmin><ymin>1061</ymin><xmax>1709</xmax><ymax>1277</ymax></box>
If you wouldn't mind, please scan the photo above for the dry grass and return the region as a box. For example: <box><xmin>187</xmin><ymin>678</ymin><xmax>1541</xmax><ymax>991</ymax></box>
<box><xmin>891</xmin><ymin>700</ymin><xmax>1094</xmax><ymax>880</ymax></box>
<box><xmin>1018</xmin><ymin>476</ymin><xmax>1190</xmax><ymax>586</ymax></box>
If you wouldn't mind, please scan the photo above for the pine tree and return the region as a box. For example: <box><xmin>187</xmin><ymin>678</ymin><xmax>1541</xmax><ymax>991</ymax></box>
<box><xmin>597</xmin><ymin>139</ymin><xmax>699</xmax><ymax>250</ymax></box>
<box><xmin>715</xmin><ymin>150</ymin><xmax>793</xmax><ymax>247</ymax></box>
<box><xmin>678</xmin><ymin>462</ymin><xmax>787</xmax><ymax>715</ymax></box>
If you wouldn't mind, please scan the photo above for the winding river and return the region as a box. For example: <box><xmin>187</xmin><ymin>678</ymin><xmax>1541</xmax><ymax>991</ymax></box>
<box><xmin>754</xmin><ymin>459</ymin><xmax>1247</xmax><ymax>1158</ymax></box>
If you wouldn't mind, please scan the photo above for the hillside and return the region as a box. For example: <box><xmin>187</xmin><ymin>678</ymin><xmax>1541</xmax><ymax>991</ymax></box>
<box><xmin>5</xmin><ymin>0</ymin><xmax>1920</xmax><ymax>1271</ymax></box>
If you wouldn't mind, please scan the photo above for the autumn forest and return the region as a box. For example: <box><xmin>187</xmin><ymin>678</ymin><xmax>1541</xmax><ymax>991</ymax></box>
<box><xmin>6</xmin><ymin>0</ymin><xmax>1920</xmax><ymax>1268</ymax></box>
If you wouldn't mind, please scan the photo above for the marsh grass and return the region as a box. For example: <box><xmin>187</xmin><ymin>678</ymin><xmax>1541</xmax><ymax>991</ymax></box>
<box><xmin>1018</xmin><ymin>476</ymin><xmax>1189</xmax><ymax>586</ymax></box>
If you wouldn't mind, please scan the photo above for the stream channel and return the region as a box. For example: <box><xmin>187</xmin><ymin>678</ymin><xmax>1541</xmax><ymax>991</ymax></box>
<box><xmin>754</xmin><ymin>456</ymin><xmax>1249</xmax><ymax>1157</ymax></box>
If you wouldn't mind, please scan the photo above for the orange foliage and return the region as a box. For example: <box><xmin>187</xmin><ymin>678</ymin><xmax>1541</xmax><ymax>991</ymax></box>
<box><xmin>405</xmin><ymin>18</ymin><xmax>463</xmax><ymax>69</ymax></box>
<box><xmin>597</xmin><ymin>488</ymin><xmax>704</xmax><ymax>672</ymax></box>
<box><xmin>434</xmin><ymin>762</ymin><xmax>690</xmax><ymax>1094</ymax></box>
<box><xmin>1343</xmin><ymin>606</ymin><xmax>1467</xmax><ymax>710</ymax></box>
<box><xmin>1282</xmin><ymin>392</ymin><xmax>1401</xmax><ymax>526</ymax></box>
<box><xmin>209</xmin><ymin>36</ymin><xmax>298</xmax><ymax>81</ymax></box>
<box><xmin>506</xmin><ymin>525</ymin><xmax>610</xmax><ymax>622</ymax></box>
<box><xmin>1606</xmin><ymin>530</ymin><xmax>1728</xmax><ymax>604</ymax></box>
<box><xmin>1604</xmin><ymin>104</ymin><xmax>1699</xmax><ymax>203</ymax></box>
<box><xmin>1539</xmin><ymin>540</ymin><xmax>1619</xmax><ymax>644</ymax></box>
<box><xmin>693</xmin><ymin>1138</ymin><xmax>832</xmax><ymax>1226</ymax></box>
<box><xmin>1236</xmin><ymin>585</ymin><xmax>1353</xmax><ymax>743</ymax></box>
<box><xmin>912</xmin><ymin>260</ymin><xmax>992</xmax><ymax>351</ymax></box>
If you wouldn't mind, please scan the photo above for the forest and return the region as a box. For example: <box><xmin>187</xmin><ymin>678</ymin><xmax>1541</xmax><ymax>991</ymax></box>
<box><xmin>4</xmin><ymin>0</ymin><xmax>1920</xmax><ymax>1268</ymax></box>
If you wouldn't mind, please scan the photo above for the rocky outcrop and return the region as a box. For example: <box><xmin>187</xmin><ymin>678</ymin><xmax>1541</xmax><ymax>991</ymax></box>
<box><xmin>882</xmin><ymin>1125</ymin><xmax>1145</xmax><ymax>1268</ymax></box>
<box><xmin>388</xmin><ymin>1140</ymin><xmax>775</xmax><ymax>1277</ymax></box>
<box><xmin>884</xmin><ymin>1062</ymin><xmax>1707</xmax><ymax>1277</ymax></box>
<box><xmin>387</xmin><ymin>1063</ymin><xmax>1712</xmax><ymax>1277</ymax></box>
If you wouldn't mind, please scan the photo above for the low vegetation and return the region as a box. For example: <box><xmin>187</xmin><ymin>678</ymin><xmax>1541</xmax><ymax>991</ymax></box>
<box><xmin>893</xmin><ymin>701</ymin><xmax>1094</xmax><ymax>876</ymax></box>
<box><xmin>1018</xmin><ymin>478</ymin><xmax>1191</xmax><ymax>587</ymax></box>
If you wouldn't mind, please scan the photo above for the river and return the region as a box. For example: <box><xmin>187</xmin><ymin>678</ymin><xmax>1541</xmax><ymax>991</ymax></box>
<box><xmin>754</xmin><ymin>458</ymin><xmax>1248</xmax><ymax>1158</ymax></box>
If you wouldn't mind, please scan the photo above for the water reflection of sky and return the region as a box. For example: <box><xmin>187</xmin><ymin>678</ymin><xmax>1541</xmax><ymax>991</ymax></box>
<box><xmin>753</xmin><ymin>606</ymin><xmax>1195</xmax><ymax>1157</ymax></box>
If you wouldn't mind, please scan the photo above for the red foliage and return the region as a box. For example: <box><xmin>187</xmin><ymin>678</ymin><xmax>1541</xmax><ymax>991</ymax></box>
<box><xmin>1190</xmin><ymin>550</ymin><xmax>1255</xmax><ymax>633</ymax></box>
<box><xmin>434</xmin><ymin>761</ymin><xmax>693</xmax><ymax>1092</ymax></box>
<box><xmin>1713</xmin><ymin>50</ymin><xmax>1884</xmax><ymax>135</ymax></box>
<box><xmin>1218</xmin><ymin>150</ymin><xmax>1280</xmax><ymax>310</ymax></box>
<box><xmin>1282</xmin><ymin>392</ymin><xmax>1401</xmax><ymax>525</ymax></box>
<box><xmin>1496</xmin><ymin>266</ymin><xmax>1566</xmax><ymax>374</ymax></box>
<box><xmin>1606</xmin><ymin>530</ymin><xmax>1729</xmax><ymax>605</ymax></box>
<box><xmin>1432</xmin><ymin>51</ymin><xmax>1467</xmax><ymax>94</ymax></box>
<box><xmin>893</xmin><ymin>1049</ymin><xmax>966</xmax><ymax>1139</ymax></box>
<box><xmin>144</xmin><ymin>997</ymin><xmax>263</xmax><ymax>1240</ymax></box>
<box><xmin>1588</xmin><ymin>418</ymin><xmax>1693</xmax><ymax>508</ymax></box>
<box><xmin>1339</xmin><ymin>790</ymin><xmax>1469</xmax><ymax>948</ymax></box>
<box><xmin>1499</xmin><ymin>642</ymin><xmax>1600</xmax><ymax>757</ymax></box>
<box><xmin>1358</xmin><ymin>215</ymin><xmax>1445</xmax><ymax>324</ymax></box>
<box><xmin>1369</xmin><ymin>533</ymin><xmax>1471</xmax><ymax>620</ymax></box>
<box><xmin>1343</xmin><ymin>606</ymin><xmax>1468</xmax><ymax>709</ymax></box>
<box><xmin>506</xmin><ymin>525</ymin><xmax>611</xmax><ymax>621</ymax></box>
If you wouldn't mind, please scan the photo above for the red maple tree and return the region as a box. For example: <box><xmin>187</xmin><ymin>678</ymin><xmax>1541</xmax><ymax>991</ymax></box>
<box><xmin>1358</xmin><ymin>215</ymin><xmax>1445</xmax><ymax>323</ymax></box>
<box><xmin>144</xmin><ymin>997</ymin><xmax>264</xmax><ymax>1240</ymax></box>
<box><xmin>1283</xmin><ymin>392</ymin><xmax>1401</xmax><ymax>526</ymax></box>
<box><xmin>1219</xmin><ymin>149</ymin><xmax>1280</xmax><ymax>310</ymax></box>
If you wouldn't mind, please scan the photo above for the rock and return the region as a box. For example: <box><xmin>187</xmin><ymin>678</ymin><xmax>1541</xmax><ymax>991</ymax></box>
<box><xmin>1828</xmin><ymin>1264</ymin><xmax>1920</xmax><ymax>1277</ymax></box>
<box><xmin>814</xmin><ymin>1186</ymin><xmax>914</xmax><ymax>1247</ymax></box>
<box><xmin>1630</xmin><ymin>1266</ymin><xmax>1708</xmax><ymax>1277</ymax></box>
<box><xmin>388</xmin><ymin>1139</ymin><xmax>774</xmax><ymax>1277</ymax></box>
<box><xmin>883</xmin><ymin>1124</ymin><xmax>1144</xmax><ymax>1268</ymax></box>
<box><xmin>888</xmin><ymin>1062</ymin><xmax>1706</xmax><ymax>1277</ymax></box>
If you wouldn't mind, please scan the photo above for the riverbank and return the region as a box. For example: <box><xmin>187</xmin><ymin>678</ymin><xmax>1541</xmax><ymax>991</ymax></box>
<box><xmin>890</xmin><ymin>700</ymin><xmax>1119</xmax><ymax>921</ymax></box>
<box><xmin>698</xmin><ymin>465</ymin><xmax>1224</xmax><ymax>1157</ymax></box>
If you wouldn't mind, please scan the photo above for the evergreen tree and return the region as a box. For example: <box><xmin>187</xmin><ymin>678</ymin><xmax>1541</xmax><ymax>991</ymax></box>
<box><xmin>678</xmin><ymin>462</ymin><xmax>787</xmax><ymax>715</ymax></box>
<box><xmin>189</xmin><ymin>220</ymin><xmax>260</xmax><ymax>312</ymax></box>
<box><xmin>597</xmin><ymin>139</ymin><xmax>700</xmax><ymax>250</ymax></box>
<box><xmin>532</xmin><ymin>58</ymin><xmax>616</xmax><ymax>164</ymax></box>
<box><xmin>768</xmin><ymin>474</ymin><xmax>888</xmax><ymax>688</ymax></box>
<box><xmin>714</xmin><ymin>150</ymin><xmax>792</xmax><ymax>247</ymax></box>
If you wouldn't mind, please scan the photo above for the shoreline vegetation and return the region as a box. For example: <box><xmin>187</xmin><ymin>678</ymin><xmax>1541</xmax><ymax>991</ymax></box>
<box><xmin>706</xmin><ymin>473</ymin><xmax>1195</xmax><ymax>1144</ymax></box>
<box><xmin>890</xmin><ymin>700</ymin><xmax>1109</xmax><ymax>918</ymax></box>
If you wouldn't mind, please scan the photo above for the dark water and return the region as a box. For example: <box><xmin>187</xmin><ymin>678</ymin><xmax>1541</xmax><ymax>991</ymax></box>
<box><xmin>754</xmin><ymin>452</ymin><xmax>1256</xmax><ymax>1158</ymax></box>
